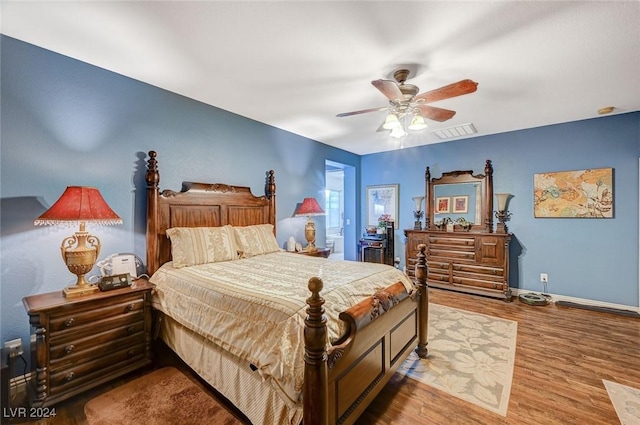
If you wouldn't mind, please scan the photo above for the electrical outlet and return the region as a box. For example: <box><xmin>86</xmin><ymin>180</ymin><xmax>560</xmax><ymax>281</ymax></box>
<box><xmin>4</xmin><ymin>338</ymin><xmax>23</xmax><ymax>358</ymax></box>
<box><xmin>540</xmin><ymin>273</ymin><xmax>548</xmax><ymax>283</ymax></box>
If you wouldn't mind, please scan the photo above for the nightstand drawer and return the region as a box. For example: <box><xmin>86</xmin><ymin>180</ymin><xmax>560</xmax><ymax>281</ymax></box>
<box><xmin>50</xmin><ymin>321</ymin><xmax>145</xmax><ymax>364</ymax></box>
<box><xmin>49</xmin><ymin>294</ymin><xmax>145</xmax><ymax>335</ymax></box>
<box><xmin>49</xmin><ymin>343</ymin><xmax>146</xmax><ymax>393</ymax></box>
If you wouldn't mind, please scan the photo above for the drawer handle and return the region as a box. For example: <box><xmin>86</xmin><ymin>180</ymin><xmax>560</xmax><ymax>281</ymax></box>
<box><xmin>66</xmin><ymin>372</ymin><xmax>75</xmax><ymax>381</ymax></box>
<box><xmin>64</xmin><ymin>318</ymin><xmax>75</xmax><ymax>327</ymax></box>
<box><xmin>127</xmin><ymin>349</ymin><xmax>135</xmax><ymax>357</ymax></box>
<box><xmin>126</xmin><ymin>303</ymin><xmax>136</xmax><ymax>312</ymax></box>
<box><xmin>127</xmin><ymin>326</ymin><xmax>136</xmax><ymax>333</ymax></box>
<box><xmin>64</xmin><ymin>344</ymin><xmax>75</xmax><ymax>354</ymax></box>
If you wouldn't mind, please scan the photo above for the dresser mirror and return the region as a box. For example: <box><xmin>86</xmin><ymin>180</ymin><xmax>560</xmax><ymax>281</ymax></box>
<box><xmin>426</xmin><ymin>159</ymin><xmax>494</xmax><ymax>232</ymax></box>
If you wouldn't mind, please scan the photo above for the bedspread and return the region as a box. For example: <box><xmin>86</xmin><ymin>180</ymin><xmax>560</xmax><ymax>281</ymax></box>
<box><xmin>150</xmin><ymin>251</ymin><xmax>413</xmax><ymax>407</ymax></box>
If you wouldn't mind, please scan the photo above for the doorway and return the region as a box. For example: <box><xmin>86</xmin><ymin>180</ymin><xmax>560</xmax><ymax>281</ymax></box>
<box><xmin>325</xmin><ymin>160</ymin><xmax>356</xmax><ymax>261</ymax></box>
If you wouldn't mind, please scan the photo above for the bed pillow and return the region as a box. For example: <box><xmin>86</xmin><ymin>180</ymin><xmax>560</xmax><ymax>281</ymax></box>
<box><xmin>166</xmin><ymin>225</ymin><xmax>239</xmax><ymax>268</ymax></box>
<box><xmin>233</xmin><ymin>224</ymin><xmax>281</xmax><ymax>258</ymax></box>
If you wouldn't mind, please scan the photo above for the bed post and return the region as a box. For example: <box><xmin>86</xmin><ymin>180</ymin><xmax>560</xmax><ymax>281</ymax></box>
<box><xmin>265</xmin><ymin>169</ymin><xmax>276</xmax><ymax>228</ymax></box>
<box><xmin>485</xmin><ymin>159</ymin><xmax>494</xmax><ymax>233</ymax></box>
<box><xmin>146</xmin><ymin>150</ymin><xmax>160</xmax><ymax>275</ymax></box>
<box><xmin>304</xmin><ymin>277</ymin><xmax>329</xmax><ymax>425</ymax></box>
<box><xmin>415</xmin><ymin>243</ymin><xmax>429</xmax><ymax>358</ymax></box>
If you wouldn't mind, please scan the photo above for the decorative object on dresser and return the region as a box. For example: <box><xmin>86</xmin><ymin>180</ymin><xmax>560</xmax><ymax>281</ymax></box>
<box><xmin>22</xmin><ymin>279</ymin><xmax>154</xmax><ymax>407</ymax></box>
<box><xmin>495</xmin><ymin>192</ymin><xmax>513</xmax><ymax>233</ymax></box>
<box><xmin>405</xmin><ymin>160</ymin><xmax>513</xmax><ymax>300</ymax></box>
<box><xmin>34</xmin><ymin>187</ymin><xmax>123</xmax><ymax>298</ymax></box>
<box><xmin>294</xmin><ymin>197</ymin><xmax>325</xmax><ymax>252</ymax></box>
<box><xmin>412</xmin><ymin>196</ymin><xmax>425</xmax><ymax>229</ymax></box>
<box><xmin>360</xmin><ymin>220</ymin><xmax>395</xmax><ymax>265</ymax></box>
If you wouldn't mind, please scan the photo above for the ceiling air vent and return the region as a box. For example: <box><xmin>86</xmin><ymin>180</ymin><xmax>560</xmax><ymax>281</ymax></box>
<box><xmin>433</xmin><ymin>123</ymin><xmax>477</xmax><ymax>140</ymax></box>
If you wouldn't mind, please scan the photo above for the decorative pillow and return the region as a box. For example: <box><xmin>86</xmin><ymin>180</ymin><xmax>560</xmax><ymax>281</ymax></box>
<box><xmin>166</xmin><ymin>225</ymin><xmax>239</xmax><ymax>268</ymax></box>
<box><xmin>233</xmin><ymin>224</ymin><xmax>281</xmax><ymax>258</ymax></box>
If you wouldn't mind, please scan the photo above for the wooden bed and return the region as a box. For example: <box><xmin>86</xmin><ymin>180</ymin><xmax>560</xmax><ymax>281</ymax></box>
<box><xmin>145</xmin><ymin>150</ymin><xmax>429</xmax><ymax>425</ymax></box>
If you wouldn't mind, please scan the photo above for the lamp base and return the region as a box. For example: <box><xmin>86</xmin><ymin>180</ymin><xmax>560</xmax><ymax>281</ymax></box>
<box><xmin>63</xmin><ymin>283</ymin><xmax>100</xmax><ymax>298</ymax></box>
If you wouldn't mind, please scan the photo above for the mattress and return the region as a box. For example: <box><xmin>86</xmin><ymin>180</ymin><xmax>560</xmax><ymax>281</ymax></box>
<box><xmin>150</xmin><ymin>252</ymin><xmax>413</xmax><ymax>409</ymax></box>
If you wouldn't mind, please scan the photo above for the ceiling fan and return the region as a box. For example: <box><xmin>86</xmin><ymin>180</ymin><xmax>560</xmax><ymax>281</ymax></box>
<box><xmin>336</xmin><ymin>69</ymin><xmax>478</xmax><ymax>137</ymax></box>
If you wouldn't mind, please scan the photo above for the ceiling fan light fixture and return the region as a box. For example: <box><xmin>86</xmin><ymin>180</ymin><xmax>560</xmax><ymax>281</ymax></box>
<box><xmin>382</xmin><ymin>113</ymin><xmax>401</xmax><ymax>129</ymax></box>
<box><xmin>389</xmin><ymin>126</ymin><xmax>406</xmax><ymax>138</ymax></box>
<box><xmin>408</xmin><ymin>115</ymin><xmax>428</xmax><ymax>130</ymax></box>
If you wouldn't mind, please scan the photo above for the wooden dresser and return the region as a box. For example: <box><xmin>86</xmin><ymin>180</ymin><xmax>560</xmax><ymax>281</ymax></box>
<box><xmin>23</xmin><ymin>279</ymin><xmax>153</xmax><ymax>407</ymax></box>
<box><xmin>405</xmin><ymin>230</ymin><xmax>511</xmax><ymax>300</ymax></box>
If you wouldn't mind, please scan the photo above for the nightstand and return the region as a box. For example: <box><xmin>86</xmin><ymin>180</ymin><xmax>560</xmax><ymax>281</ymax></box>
<box><xmin>22</xmin><ymin>279</ymin><xmax>154</xmax><ymax>407</ymax></box>
<box><xmin>297</xmin><ymin>248</ymin><xmax>331</xmax><ymax>258</ymax></box>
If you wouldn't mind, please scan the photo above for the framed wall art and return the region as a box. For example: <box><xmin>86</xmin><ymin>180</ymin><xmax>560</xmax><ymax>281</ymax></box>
<box><xmin>533</xmin><ymin>167</ymin><xmax>613</xmax><ymax>218</ymax></box>
<box><xmin>452</xmin><ymin>195</ymin><xmax>469</xmax><ymax>214</ymax></box>
<box><xmin>366</xmin><ymin>184</ymin><xmax>399</xmax><ymax>228</ymax></box>
<box><xmin>435</xmin><ymin>196</ymin><xmax>450</xmax><ymax>214</ymax></box>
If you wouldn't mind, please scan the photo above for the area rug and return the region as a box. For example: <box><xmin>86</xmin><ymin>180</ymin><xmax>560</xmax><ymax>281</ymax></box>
<box><xmin>397</xmin><ymin>303</ymin><xmax>518</xmax><ymax>416</ymax></box>
<box><xmin>603</xmin><ymin>379</ymin><xmax>640</xmax><ymax>425</ymax></box>
<box><xmin>84</xmin><ymin>367</ymin><xmax>242</xmax><ymax>425</ymax></box>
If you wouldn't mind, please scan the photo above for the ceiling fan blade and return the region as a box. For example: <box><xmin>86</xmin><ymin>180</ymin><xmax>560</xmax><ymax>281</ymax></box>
<box><xmin>414</xmin><ymin>79</ymin><xmax>478</xmax><ymax>103</ymax></box>
<box><xmin>372</xmin><ymin>79</ymin><xmax>404</xmax><ymax>102</ymax></box>
<box><xmin>336</xmin><ymin>106</ymin><xmax>388</xmax><ymax>117</ymax></box>
<box><xmin>416</xmin><ymin>105</ymin><xmax>457</xmax><ymax>122</ymax></box>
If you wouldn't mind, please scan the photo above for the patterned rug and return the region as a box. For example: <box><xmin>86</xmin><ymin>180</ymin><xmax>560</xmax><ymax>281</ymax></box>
<box><xmin>397</xmin><ymin>303</ymin><xmax>518</xmax><ymax>416</ymax></box>
<box><xmin>603</xmin><ymin>380</ymin><xmax>640</xmax><ymax>425</ymax></box>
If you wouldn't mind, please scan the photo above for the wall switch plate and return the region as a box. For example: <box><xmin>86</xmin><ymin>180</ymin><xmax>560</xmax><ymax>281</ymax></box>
<box><xmin>540</xmin><ymin>273</ymin><xmax>548</xmax><ymax>283</ymax></box>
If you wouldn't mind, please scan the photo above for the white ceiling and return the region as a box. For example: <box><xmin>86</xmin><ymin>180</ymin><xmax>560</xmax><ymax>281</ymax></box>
<box><xmin>2</xmin><ymin>1</ymin><xmax>639</xmax><ymax>155</ymax></box>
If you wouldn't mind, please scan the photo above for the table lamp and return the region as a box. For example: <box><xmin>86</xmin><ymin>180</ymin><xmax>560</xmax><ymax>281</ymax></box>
<box><xmin>35</xmin><ymin>186</ymin><xmax>123</xmax><ymax>298</ymax></box>
<box><xmin>494</xmin><ymin>192</ymin><xmax>512</xmax><ymax>234</ymax></box>
<box><xmin>295</xmin><ymin>197</ymin><xmax>325</xmax><ymax>252</ymax></box>
<box><xmin>412</xmin><ymin>196</ymin><xmax>425</xmax><ymax>230</ymax></box>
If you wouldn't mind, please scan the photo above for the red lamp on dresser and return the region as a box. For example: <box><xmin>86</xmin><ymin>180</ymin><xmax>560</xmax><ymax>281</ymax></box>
<box><xmin>295</xmin><ymin>197</ymin><xmax>325</xmax><ymax>252</ymax></box>
<box><xmin>34</xmin><ymin>186</ymin><xmax>123</xmax><ymax>298</ymax></box>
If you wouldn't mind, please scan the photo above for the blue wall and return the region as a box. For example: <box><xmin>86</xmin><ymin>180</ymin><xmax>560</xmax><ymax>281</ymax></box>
<box><xmin>362</xmin><ymin>112</ymin><xmax>640</xmax><ymax>307</ymax></box>
<box><xmin>0</xmin><ymin>36</ymin><xmax>360</xmax><ymax>353</ymax></box>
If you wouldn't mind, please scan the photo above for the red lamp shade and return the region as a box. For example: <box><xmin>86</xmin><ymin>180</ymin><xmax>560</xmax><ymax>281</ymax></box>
<box><xmin>35</xmin><ymin>186</ymin><xmax>122</xmax><ymax>225</ymax></box>
<box><xmin>295</xmin><ymin>197</ymin><xmax>325</xmax><ymax>217</ymax></box>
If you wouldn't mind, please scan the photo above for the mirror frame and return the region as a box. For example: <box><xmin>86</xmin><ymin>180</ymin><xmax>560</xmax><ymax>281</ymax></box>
<box><xmin>425</xmin><ymin>159</ymin><xmax>494</xmax><ymax>233</ymax></box>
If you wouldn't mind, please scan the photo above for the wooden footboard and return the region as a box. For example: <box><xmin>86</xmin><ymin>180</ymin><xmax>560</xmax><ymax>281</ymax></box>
<box><xmin>304</xmin><ymin>245</ymin><xmax>429</xmax><ymax>425</ymax></box>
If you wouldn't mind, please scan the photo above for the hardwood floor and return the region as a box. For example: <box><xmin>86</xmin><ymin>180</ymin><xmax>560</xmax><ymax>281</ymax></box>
<box><xmin>356</xmin><ymin>289</ymin><xmax>640</xmax><ymax>425</ymax></box>
<box><xmin>10</xmin><ymin>288</ymin><xmax>640</xmax><ymax>424</ymax></box>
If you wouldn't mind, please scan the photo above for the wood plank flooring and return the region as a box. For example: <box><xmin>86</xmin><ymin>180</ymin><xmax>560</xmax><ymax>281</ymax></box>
<box><xmin>10</xmin><ymin>288</ymin><xmax>640</xmax><ymax>424</ymax></box>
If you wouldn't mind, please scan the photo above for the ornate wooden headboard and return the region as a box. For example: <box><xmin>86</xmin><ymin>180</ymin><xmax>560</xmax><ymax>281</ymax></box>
<box><xmin>145</xmin><ymin>150</ymin><xmax>276</xmax><ymax>275</ymax></box>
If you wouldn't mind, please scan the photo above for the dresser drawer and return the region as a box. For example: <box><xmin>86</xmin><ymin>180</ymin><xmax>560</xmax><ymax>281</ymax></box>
<box><xmin>451</xmin><ymin>263</ymin><xmax>503</xmax><ymax>277</ymax></box>
<box><xmin>49</xmin><ymin>294</ymin><xmax>146</xmax><ymax>336</ymax></box>
<box><xmin>452</xmin><ymin>275</ymin><xmax>505</xmax><ymax>290</ymax></box>
<box><xmin>428</xmin><ymin>235</ymin><xmax>475</xmax><ymax>247</ymax></box>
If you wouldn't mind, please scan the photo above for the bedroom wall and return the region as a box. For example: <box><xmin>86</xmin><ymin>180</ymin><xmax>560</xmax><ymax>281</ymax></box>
<box><xmin>0</xmin><ymin>36</ymin><xmax>360</xmax><ymax>353</ymax></box>
<box><xmin>362</xmin><ymin>111</ymin><xmax>640</xmax><ymax>308</ymax></box>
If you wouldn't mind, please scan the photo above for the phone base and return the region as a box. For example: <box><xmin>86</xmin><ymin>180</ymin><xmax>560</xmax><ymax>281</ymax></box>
<box><xmin>63</xmin><ymin>283</ymin><xmax>100</xmax><ymax>298</ymax></box>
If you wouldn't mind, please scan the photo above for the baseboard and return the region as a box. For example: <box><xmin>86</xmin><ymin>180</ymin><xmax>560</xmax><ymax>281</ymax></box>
<box><xmin>513</xmin><ymin>288</ymin><xmax>640</xmax><ymax>315</ymax></box>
